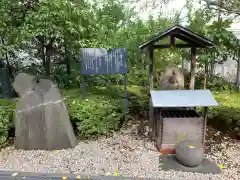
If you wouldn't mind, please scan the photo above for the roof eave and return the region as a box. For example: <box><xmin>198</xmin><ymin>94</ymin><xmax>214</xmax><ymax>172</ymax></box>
<box><xmin>138</xmin><ymin>25</ymin><xmax>215</xmax><ymax>49</ymax></box>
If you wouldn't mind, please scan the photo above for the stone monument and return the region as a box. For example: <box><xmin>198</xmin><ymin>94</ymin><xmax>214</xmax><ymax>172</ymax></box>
<box><xmin>14</xmin><ymin>73</ymin><xmax>77</xmax><ymax>150</ymax></box>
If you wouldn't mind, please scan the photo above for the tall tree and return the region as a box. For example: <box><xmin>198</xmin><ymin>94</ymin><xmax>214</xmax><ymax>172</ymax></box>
<box><xmin>203</xmin><ymin>0</ymin><xmax>240</xmax><ymax>15</ymax></box>
<box><xmin>19</xmin><ymin>0</ymin><xmax>95</xmax><ymax>76</ymax></box>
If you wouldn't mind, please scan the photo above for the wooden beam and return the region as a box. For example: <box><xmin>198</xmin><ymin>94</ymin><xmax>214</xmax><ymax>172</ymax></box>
<box><xmin>175</xmin><ymin>33</ymin><xmax>208</xmax><ymax>47</ymax></box>
<box><xmin>153</xmin><ymin>44</ymin><xmax>204</xmax><ymax>49</ymax></box>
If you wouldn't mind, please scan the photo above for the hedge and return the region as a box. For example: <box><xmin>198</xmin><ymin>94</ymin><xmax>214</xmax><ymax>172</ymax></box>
<box><xmin>66</xmin><ymin>96</ymin><xmax>124</xmax><ymax>137</ymax></box>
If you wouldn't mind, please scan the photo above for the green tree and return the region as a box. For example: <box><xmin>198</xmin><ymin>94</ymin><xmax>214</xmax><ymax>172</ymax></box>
<box><xmin>18</xmin><ymin>0</ymin><xmax>95</xmax><ymax>76</ymax></box>
<box><xmin>203</xmin><ymin>0</ymin><xmax>240</xmax><ymax>15</ymax></box>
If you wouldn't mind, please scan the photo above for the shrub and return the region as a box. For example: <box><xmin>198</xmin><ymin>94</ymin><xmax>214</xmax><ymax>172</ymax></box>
<box><xmin>0</xmin><ymin>94</ymin><xmax>124</xmax><ymax>146</ymax></box>
<box><xmin>0</xmin><ymin>99</ymin><xmax>15</xmax><ymax>147</ymax></box>
<box><xmin>0</xmin><ymin>86</ymin><xmax>126</xmax><ymax>147</ymax></box>
<box><xmin>67</xmin><ymin>96</ymin><xmax>124</xmax><ymax>137</ymax></box>
<box><xmin>54</xmin><ymin>71</ymin><xmax>81</xmax><ymax>89</ymax></box>
<box><xmin>194</xmin><ymin>72</ymin><xmax>233</xmax><ymax>91</ymax></box>
<box><xmin>1</xmin><ymin>85</ymin><xmax>239</xmax><ymax>147</ymax></box>
<box><xmin>208</xmin><ymin>91</ymin><xmax>240</xmax><ymax>131</ymax></box>
<box><xmin>127</xmin><ymin>69</ymin><xmax>148</xmax><ymax>86</ymax></box>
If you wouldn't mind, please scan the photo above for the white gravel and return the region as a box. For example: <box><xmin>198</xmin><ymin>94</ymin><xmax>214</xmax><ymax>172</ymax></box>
<box><xmin>0</xmin><ymin>122</ymin><xmax>239</xmax><ymax>180</ymax></box>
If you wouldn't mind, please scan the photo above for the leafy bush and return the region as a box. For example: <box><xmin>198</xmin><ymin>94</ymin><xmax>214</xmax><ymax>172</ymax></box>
<box><xmin>0</xmin><ymin>91</ymin><xmax>124</xmax><ymax>147</ymax></box>
<box><xmin>208</xmin><ymin>91</ymin><xmax>240</xmax><ymax>131</ymax></box>
<box><xmin>194</xmin><ymin>72</ymin><xmax>233</xmax><ymax>91</ymax></box>
<box><xmin>0</xmin><ymin>99</ymin><xmax>15</xmax><ymax>147</ymax></box>
<box><xmin>67</xmin><ymin>96</ymin><xmax>124</xmax><ymax>137</ymax></box>
<box><xmin>54</xmin><ymin>70</ymin><xmax>81</xmax><ymax>89</ymax></box>
<box><xmin>127</xmin><ymin>68</ymin><xmax>148</xmax><ymax>86</ymax></box>
<box><xmin>1</xmin><ymin>84</ymin><xmax>240</xmax><ymax>148</ymax></box>
<box><xmin>127</xmin><ymin>85</ymin><xmax>149</xmax><ymax>113</ymax></box>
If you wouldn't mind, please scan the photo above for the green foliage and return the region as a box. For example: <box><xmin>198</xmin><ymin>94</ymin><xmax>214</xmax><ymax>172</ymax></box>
<box><xmin>1</xmin><ymin>84</ymin><xmax>240</xmax><ymax>147</ymax></box>
<box><xmin>127</xmin><ymin>85</ymin><xmax>149</xmax><ymax>114</ymax></box>
<box><xmin>0</xmin><ymin>99</ymin><xmax>15</xmax><ymax>147</ymax></box>
<box><xmin>0</xmin><ymin>87</ymin><xmax>125</xmax><ymax>145</ymax></box>
<box><xmin>62</xmin><ymin>85</ymin><xmax>149</xmax><ymax>137</ymax></box>
<box><xmin>53</xmin><ymin>68</ymin><xmax>81</xmax><ymax>88</ymax></box>
<box><xmin>208</xmin><ymin>91</ymin><xmax>240</xmax><ymax>131</ymax></box>
<box><xmin>67</xmin><ymin>96</ymin><xmax>124</xmax><ymax>137</ymax></box>
<box><xmin>1</xmin><ymin>0</ymin><xmax>240</xmax><ymax>146</ymax></box>
<box><xmin>194</xmin><ymin>73</ymin><xmax>233</xmax><ymax>91</ymax></box>
<box><xmin>62</xmin><ymin>87</ymin><xmax>126</xmax><ymax>137</ymax></box>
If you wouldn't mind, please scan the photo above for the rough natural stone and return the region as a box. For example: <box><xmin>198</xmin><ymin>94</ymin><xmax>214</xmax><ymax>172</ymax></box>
<box><xmin>14</xmin><ymin>73</ymin><xmax>77</xmax><ymax>150</ymax></box>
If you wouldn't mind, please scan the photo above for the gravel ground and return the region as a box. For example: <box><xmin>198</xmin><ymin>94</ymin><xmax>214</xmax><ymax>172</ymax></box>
<box><xmin>0</xmin><ymin>121</ymin><xmax>239</xmax><ymax>180</ymax></box>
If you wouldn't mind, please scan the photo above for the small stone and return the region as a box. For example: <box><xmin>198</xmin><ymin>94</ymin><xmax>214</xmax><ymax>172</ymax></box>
<box><xmin>105</xmin><ymin>172</ymin><xmax>111</xmax><ymax>176</ymax></box>
<box><xmin>12</xmin><ymin>173</ymin><xmax>18</xmax><ymax>177</ymax></box>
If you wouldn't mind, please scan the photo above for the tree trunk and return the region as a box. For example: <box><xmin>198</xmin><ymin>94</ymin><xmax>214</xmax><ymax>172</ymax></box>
<box><xmin>204</xmin><ymin>58</ymin><xmax>208</xmax><ymax>89</ymax></box>
<box><xmin>209</xmin><ymin>56</ymin><xmax>215</xmax><ymax>79</ymax></box>
<box><xmin>181</xmin><ymin>56</ymin><xmax>184</xmax><ymax>71</ymax></box>
<box><xmin>64</xmin><ymin>43</ymin><xmax>71</xmax><ymax>75</ymax></box>
<box><xmin>45</xmin><ymin>55</ymin><xmax>51</xmax><ymax>76</ymax></box>
<box><xmin>236</xmin><ymin>51</ymin><xmax>240</xmax><ymax>91</ymax></box>
<box><xmin>44</xmin><ymin>39</ymin><xmax>55</xmax><ymax>77</ymax></box>
<box><xmin>66</xmin><ymin>60</ymin><xmax>70</xmax><ymax>75</ymax></box>
<box><xmin>0</xmin><ymin>38</ymin><xmax>14</xmax><ymax>80</ymax></box>
<box><xmin>236</xmin><ymin>60</ymin><xmax>240</xmax><ymax>90</ymax></box>
<box><xmin>41</xmin><ymin>45</ymin><xmax>46</xmax><ymax>69</ymax></box>
<box><xmin>37</xmin><ymin>36</ymin><xmax>46</xmax><ymax>69</ymax></box>
<box><xmin>5</xmin><ymin>52</ymin><xmax>14</xmax><ymax>80</ymax></box>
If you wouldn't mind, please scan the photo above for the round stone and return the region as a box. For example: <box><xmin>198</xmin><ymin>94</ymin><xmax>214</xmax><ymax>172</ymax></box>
<box><xmin>175</xmin><ymin>140</ymin><xmax>204</xmax><ymax>167</ymax></box>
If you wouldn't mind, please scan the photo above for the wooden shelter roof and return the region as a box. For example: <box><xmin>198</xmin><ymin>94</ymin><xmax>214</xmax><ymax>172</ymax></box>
<box><xmin>138</xmin><ymin>25</ymin><xmax>215</xmax><ymax>49</ymax></box>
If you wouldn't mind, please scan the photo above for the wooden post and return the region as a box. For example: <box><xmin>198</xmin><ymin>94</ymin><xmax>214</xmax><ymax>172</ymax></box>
<box><xmin>154</xmin><ymin>108</ymin><xmax>160</xmax><ymax>141</ymax></box>
<box><xmin>149</xmin><ymin>99</ymin><xmax>154</xmax><ymax>138</ymax></box>
<box><xmin>81</xmin><ymin>75</ymin><xmax>85</xmax><ymax>99</ymax></box>
<box><xmin>148</xmin><ymin>46</ymin><xmax>154</xmax><ymax>90</ymax></box>
<box><xmin>123</xmin><ymin>73</ymin><xmax>128</xmax><ymax>121</ymax></box>
<box><xmin>189</xmin><ymin>47</ymin><xmax>197</xmax><ymax>90</ymax></box>
<box><xmin>148</xmin><ymin>46</ymin><xmax>154</xmax><ymax>137</ymax></box>
<box><xmin>204</xmin><ymin>56</ymin><xmax>208</xmax><ymax>89</ymax></box>
<box><xmin>170</xmin><ymin>35</ymin><xmax>175</xmax><ymax>47</ymax></box>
